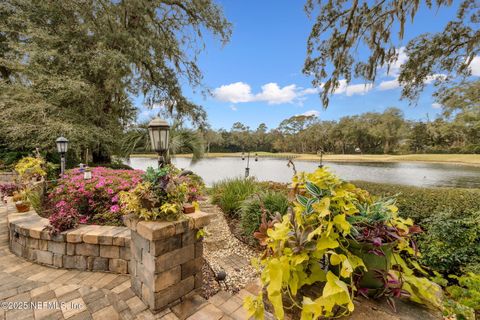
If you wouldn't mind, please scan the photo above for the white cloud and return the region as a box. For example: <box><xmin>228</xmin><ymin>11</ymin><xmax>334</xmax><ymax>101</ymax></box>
<box><xmin>431</xmin><ymin>103</ymin><xmax>442</xmax><ymax>109</ymax></box>
<box><xmin>213</xmin><ymin>82</ymin><xmax>253</xmax><ymax>103</ymax></box>
<box><xmin>214</xmin><ymin>79</ymin><xmax>375</xmax><ymax>105</ymax></box>
<box><xmin>213</xmin><ymin>82</ymin><xmax>320</xmax><ymax>105</ymax></box>
<box><xmin>377</xmin><ymin>73</ymin><xmax>446</xmax><ymax>91</ymax></box>
<box><xmin>230</xmin><ymin>105</ymin><xmax>238</xmax><ymax>111</ymax></box>
<box><xmin>255</xmin><ymin>83</ymin><xmax>298</xmax><ymax>105</ymax></box>
<box><xmin>470</xmin><ymin>56</ymin><xmax>480</xmax><ymax>76</ymax></box>
<box><xmin>378</xmin><ymin>78</ymin><xmax>400</xmax><ymax>91</ymax></box>
<box><xmin>300</xmin><ymin>110</ymin><xmax>320</xmax><ymax>117</ymax></box>
<box><xmin>331</xmin><ymin>80</ymin><xmax>372</xmax><ymax>96</ymax></box>
<box><xmin>299</xmin><ymin>87</ymin><xmax>320</xmax><ymax>95</ymax></box>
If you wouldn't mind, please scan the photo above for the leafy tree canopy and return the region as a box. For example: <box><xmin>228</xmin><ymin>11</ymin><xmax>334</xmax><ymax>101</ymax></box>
<box><xmin>0</xmin><ymin>0</ymin><xmax>231</xmax><ymax>161</ymax></box>
<box><xmin>304</xmin><ymin>0</ymin><xmax>479</xmax><ymax>107</ymax></box>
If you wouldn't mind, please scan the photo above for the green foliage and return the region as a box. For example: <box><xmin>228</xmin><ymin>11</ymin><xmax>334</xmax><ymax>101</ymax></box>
<box><xmin>142</xmin><ymin>166</ymin><xmax>172</xmax><ymax>185</ymax></box>
<box><xmin>245</xmin><ymin>168</ymin><xmax>442</xmax><ymax>319</ymax></box>
<box><xmin>0</xmin><ymin>150</ymin><xmax>28</xmax><ymax>170</ymax></box>
<box><xmin>210</xmin><ymin>178</ymin><xmax>259</xmax><ymax>217</ymax></box>
<box><xmin>202</xmin><ymin>102</ymin><xmax>479</xmax><ymax>154</ymax></box>
<box><xmin>354</xmin><ymin>181</ymin><xmax>480</xmax><ymax>277</ymax></box>
<box><xmin>418</xmin><ymin>210</ymin><xmax>480</xmax><ymax>275</ymax></box>
<box><xmin>239</xmin><ymin>191</ymin><xmax>289</xmax><ymax>243</ymax></box>
<box><xmin>0</xmin><ymin>0</ymin><xmax>231</xmax><ymax>160</ymax></box>
<box><xmin>352</xmin><ymin>181</ymin><xmax>480</xmax><ymax>224</ymax></box>
<box><xmin>443</xmin><ymin>273</ymin><xmax>480</xmax><ymax>320</ymax></box>
<box><xmin>91</xmin><ymin>160</ymin><xmax>133</xmax><ymax>171</ymax></box>
<box><xmin>303</xmin><ymin>0</ymin><xmax>478</xmax><ymax>107</ymax></box>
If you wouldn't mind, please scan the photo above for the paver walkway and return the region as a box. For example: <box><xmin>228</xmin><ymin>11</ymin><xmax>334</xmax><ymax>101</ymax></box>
<box><xmin>0</xmin><ymin>203</ymin><xmax>256</xmax><ymax>320</ymax></box>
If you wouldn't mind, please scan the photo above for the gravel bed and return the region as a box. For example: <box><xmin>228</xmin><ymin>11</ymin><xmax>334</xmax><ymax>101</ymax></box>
<box><xmin>199</xmin><ymin>199</ymin><xmax>260</xmax><ymax>298</ymax></box>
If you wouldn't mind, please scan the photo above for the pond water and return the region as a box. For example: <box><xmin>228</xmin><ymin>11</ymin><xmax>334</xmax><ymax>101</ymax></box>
<box><xmin>126</xmin><ymin>157</ymin><xmax>480</xmax><ymax>189</ymax></box>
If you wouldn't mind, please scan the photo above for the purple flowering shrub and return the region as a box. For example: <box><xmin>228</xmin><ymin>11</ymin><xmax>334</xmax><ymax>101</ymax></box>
<box><xmin>47</xmin><ymin>167</ymin><xmax>143</xmax><ymax>233</ymax></box>
<box><xmin>0</xmin><ymin>183</ymin><xmax>18</xmax><ymax>197</ymax></box>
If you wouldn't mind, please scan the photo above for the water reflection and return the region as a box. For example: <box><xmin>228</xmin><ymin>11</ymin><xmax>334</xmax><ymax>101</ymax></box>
<box><xmin>126</xmin><ymin>157</ymin><xmax>480</xmax><ymax>188</ymax></box>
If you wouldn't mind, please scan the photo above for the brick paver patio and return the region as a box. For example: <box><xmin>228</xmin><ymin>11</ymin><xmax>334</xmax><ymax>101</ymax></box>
<box><xmin>0</xmin><ymin>203</ymin><xmax>256</xmax><ymax>320</ymax></box>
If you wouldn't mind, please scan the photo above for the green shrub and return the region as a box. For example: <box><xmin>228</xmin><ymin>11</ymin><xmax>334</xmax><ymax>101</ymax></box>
<box><xmin>352</xmin><ymin>181</ymin><xmax>480</xmax><ymax>224</ymax></box>
<box><xmin>353</xmin><ymin>181</ymin><xmax>480</xmax><ymax>276</ymax></box>
<box><xmin>418</xmin><ymin>210</ymin><xmax>480</xmax><ymax>275</ymax></box>
<box><xmin>240</xmin><ymin>191</ymin><xmax>289</xmax><ymax>242</ymax></box>
<box><xmin>91</xmin><ymin>162</ymin><xmax>133</xmax><ymax>170</ymax></box>
<box><xmin>444</xmin><ymin>273</ymin><xmax>480</xmax><ymax>320</ymax></box>
<box><xmin>210</xmin><ymin>178</ymin><xmax>258</xmax><ymax>217</ymax></box>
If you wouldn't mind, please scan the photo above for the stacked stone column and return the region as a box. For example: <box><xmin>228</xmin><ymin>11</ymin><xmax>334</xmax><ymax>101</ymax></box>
<box><xmin>125</xmin><ymin>211</ymin><xmax>213</xmax><ymax>312</ymax></box>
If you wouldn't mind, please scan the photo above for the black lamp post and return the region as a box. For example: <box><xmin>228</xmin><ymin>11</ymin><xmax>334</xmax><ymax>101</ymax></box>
<box><xmin>241</xmin><ymin>151</ymin><xmax>258</xmax><ymax>178</ymax></box>
<box><xmin>148</xmin><ymin>117</ymin><xmax>170</xmax><ymax>168</ymax></box>
<box><xmin>317</xmin><ymin>149</ymin><xmax>324</xmax><ymax>168</ymax></box>
<box><xmin>56</xmin><ymin>136</ymin><xmax>69</xmax><ymax>175</ymax></box>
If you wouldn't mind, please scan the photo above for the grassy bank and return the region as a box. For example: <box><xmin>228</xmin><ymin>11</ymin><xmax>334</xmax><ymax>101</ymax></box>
<box><xmin>130</xmin><ymin>152</ymin><xmax>480</xmax><ymax>166</ymax></box>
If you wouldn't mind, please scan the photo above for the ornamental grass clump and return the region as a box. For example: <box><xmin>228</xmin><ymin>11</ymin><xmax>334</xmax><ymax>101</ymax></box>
<box><xmin>245</xmin><ymin>167</ymin><xmax>444</xmax><ymax>320</ymax></box>
<box><xmin>47</xmin><ymin>167</ymin><xmax>143</xmax><ymax>233</ymax></box>
<box><xmin>210</xmin><ymin>177</ymin><xmax>259</xmax><ymax>217</ymax></box>
<box><xmin>240</xmin><ymin>191</ymin><xmax>289</xmax><ymax>245</ymax></box>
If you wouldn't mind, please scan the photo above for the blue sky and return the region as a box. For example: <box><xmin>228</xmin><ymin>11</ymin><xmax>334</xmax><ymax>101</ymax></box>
<box><xmin>136</xmin><ymin>0</ymin><xmax>480</xmax><ymax>130</ymax></box>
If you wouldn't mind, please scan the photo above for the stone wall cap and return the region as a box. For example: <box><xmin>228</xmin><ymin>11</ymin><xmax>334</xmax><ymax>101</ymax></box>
<box><xmin>128</xmin><ymin>211</ymin><xmax>215</xmax><ymax>241</ymax></box>
<box><xmin>186</xmin><ymin>211</ymin><xmax>215</xmax><ymax>229</ymax></box>
<box><xmin>7</xmin><ymin>206</ymin><xmax>130</xmax><ymax>245</ymax></box>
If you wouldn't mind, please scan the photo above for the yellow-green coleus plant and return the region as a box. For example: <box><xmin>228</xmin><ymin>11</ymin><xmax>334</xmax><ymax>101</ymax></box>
<box><xmin>14</xmin><ymin>156</ymin><xmax>46</xmax><ymax>181</ymax></box>
<box><xmin>244</xmin><ymin>168</ymin><xmax>443</xmax><ymax>319</ymax></box>
<box><xmin>119</xmin><ymin>182</ymin><xmax>185</xmax><ymax>221</ymax></box>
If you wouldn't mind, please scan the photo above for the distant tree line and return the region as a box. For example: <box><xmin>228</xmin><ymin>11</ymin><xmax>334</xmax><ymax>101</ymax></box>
<box><xmin>202</xmin><ymin>82</ymin><xmax>480</xmax><ymax>155</ymax></box>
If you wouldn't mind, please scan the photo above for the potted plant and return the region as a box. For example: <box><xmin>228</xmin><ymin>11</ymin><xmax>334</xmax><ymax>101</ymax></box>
<box><xmin>346</xmin><ymin>197</ymin><xmax>422</xmax><ymax>289</ymax></box>
<box><xmin>13</xmin><ymin>191</ymin><xmax>31</xmax><ymax>212</ymax></box>
<box><xmin>246</xmin><ymin>168</ymin><xmax>442</xmax><ymax>319</ymax></box>
<box><xmin>120</xmin><ymin>165</ymin><xmax>204</xmax><ymax>221</ymax></box>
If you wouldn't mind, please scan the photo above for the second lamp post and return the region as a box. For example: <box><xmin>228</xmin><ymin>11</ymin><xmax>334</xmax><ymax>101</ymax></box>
<box><xmin>56</xmin><ymin>136</ymin><xmax>69</xmax><ymax>175</ymax></box>
<box><xmin>242</xmin><ymin>151</ymin><xmax>258</xmax><ymax>178</ymax></box>
<box><xmin>148</xmin><ymin>117</ymin><xmax>170</xmax><ymax>168</ymax></box>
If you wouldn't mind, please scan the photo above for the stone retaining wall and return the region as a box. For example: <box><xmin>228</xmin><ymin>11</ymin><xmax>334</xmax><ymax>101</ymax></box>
<box><xmin>0</xmin><ymin>172</ymin><xmax>16</xmax><ymax>183</ymax></box>
<box><xmin>7</xmin><ymin>207</ymin><xmax>131</xmax><ymax>274</ymax></box>
<box><xmin>7</xmin><ymin>202</ymin><xmax>215</xmax><ymax>312</ymax></box>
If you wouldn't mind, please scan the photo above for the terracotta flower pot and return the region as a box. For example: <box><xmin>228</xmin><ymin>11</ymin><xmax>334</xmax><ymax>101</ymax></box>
<box><xmin>183</xmin><ymin>203</ymin><xmax>195</xmax><ymax>214</ymax></box>
<box><xmin>15</xmin><ymin>201</ymin><xmax>31</xmax><ymax>213</ymax></box>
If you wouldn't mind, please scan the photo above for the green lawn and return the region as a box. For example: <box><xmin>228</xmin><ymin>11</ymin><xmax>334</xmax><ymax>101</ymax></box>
<box><xmin>130</xmin><ymin>152</ymin><xmax>480</xmax><ymax>166</ymax></box>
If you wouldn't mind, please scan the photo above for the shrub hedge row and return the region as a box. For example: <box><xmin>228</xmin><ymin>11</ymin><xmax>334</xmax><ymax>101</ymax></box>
<box><xmin>353</xmin><ymin>181</ymin><xmax>480</xmax><ymax>275</ymax></box>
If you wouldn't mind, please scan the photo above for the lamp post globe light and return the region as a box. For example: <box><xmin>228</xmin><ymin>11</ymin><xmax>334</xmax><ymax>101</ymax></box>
<box><xmin>148</xmin><ymin>117</ymin><xmax>170</xmax><ymax>168</ymax></box>
<box><xmin>56</xmin><ymin>136</ymin><xmax>69</xmax><ymax>175</ymax></box>
<box><xmin>317</xmin><ymin>149</ymin><xmax>324</xmax><ymax>168</ymax></box>
<box><xmin>241</xmin><ymin>151</ymin><xmax>258</xmax><ymax>178</ymax></box>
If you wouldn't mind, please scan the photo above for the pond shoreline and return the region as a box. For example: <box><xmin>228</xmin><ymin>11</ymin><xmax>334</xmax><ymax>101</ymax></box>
<box><xmin>129</xmin><ymin>153</ymin><xmax>480</xmax><ymax>167</ymax></box>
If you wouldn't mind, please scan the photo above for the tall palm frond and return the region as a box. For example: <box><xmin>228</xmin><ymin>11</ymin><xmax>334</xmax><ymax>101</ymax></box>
<box><xmin>120</xmin><ymin>120</ymin><xmax>204</xmax><ymax>163</ymax></box>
